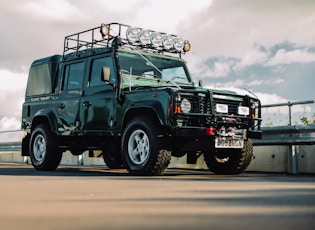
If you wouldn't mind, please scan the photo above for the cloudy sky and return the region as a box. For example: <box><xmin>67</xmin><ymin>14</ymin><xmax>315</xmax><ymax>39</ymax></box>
<box><xmin>1</xmin><ymin>0</ymin><xmax>315</xmax><ymax>139</ymax></box>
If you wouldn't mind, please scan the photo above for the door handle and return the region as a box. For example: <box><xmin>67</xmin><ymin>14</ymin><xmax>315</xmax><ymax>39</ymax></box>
<box><xmin>83</xmin><ymin>101</ymin><xmax>92</xmax><ymax>107</ymax></box>
<box><xmin>57</xmin><ymin>103</ymin><xmax>65</xmax><ymax>109</ymax></box>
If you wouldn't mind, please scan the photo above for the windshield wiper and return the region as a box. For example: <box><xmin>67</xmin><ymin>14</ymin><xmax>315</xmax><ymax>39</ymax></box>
<box><xmin>141</xmin><ymin>73</ymin><xmax>161</xmax><ymax>80</ymax></box>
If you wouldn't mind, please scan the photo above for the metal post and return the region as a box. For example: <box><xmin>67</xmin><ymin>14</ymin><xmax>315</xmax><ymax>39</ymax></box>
<box><xmin>288</xmin><ymin>145</ymin><xmax>298</xmax><ymax>174</ymax></box>
<box><xmin>288</xmin><ymin>101</ymin><xmax>292</xmax><ymax>126</ymax></box>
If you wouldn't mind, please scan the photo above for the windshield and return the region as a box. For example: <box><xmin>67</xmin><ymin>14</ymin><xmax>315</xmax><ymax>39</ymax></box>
<box><xmin>118</xmin><ymin>50</ymin><xmax>192</xmax><ymax>88</ymax></box>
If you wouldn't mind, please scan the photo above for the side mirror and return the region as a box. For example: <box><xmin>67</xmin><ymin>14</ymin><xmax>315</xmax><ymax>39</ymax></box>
<box><xmin>101</xmin><ymin>67</ymin><xmax>111</xmax><ymax>83</ymax></box>
<box><xmin>198</xmin><ymin>80</ymin><xmax>203</xmax><ymax>87</ymax></box>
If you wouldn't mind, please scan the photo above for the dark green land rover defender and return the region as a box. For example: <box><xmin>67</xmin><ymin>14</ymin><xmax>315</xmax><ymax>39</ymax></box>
<box><xmin>21</xmin><ymin>23</ymin><xmax>262</xmax><ymax>175</ymax></box>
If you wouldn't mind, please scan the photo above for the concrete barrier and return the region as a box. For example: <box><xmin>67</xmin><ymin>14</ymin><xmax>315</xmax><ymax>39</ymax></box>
<box><xmin>2</xmin><ymin>145</ymin><xmax>314</xmax><ymax>173</ymax></box>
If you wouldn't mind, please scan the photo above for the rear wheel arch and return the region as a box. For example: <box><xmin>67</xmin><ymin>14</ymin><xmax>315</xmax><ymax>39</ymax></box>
<box><xmin>29</xmin><ymin>123</ymin><xmax>62</xmax><ymax>171</ymax></box>
<box><xmin>31</xmin><ymin>110</ymin><xmax>58</xmax><ymax>134</ymax></box>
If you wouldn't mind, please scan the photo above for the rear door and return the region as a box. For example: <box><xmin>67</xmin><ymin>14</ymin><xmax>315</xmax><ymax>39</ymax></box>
<box><xmin>56</xmin><ymin>60</ymin><xmax>85</xmax><ymax>134</ymax></box>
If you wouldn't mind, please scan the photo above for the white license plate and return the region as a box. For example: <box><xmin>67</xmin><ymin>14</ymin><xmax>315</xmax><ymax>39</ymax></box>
<box><xmin>215</xmin><ymin>138</ymin><xmax>244</xmax><ymax>149</ymax></box>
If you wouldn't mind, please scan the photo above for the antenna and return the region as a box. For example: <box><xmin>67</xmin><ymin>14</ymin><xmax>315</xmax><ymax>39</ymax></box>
<box><xmin>244</xmin><ymin>88</ymin><xmax>258</xmax><ymax>99</ymax></box>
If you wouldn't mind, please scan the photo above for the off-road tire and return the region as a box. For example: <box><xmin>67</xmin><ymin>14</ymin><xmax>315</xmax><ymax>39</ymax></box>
<box><xmin>204</xmin><ymin>139</ymin><xmax>253</xmax><ymax>175</ymax></box>
<box><xmin>29</xmin><ymin>124</ymin><xmax>62</xmax><ymax>171</ymax></box>
<box><xmin>121</xmin><ymin>116</ymin><xmax>171</xmax><ymax>176</ymax></box>
<box><xmin>102</xmin><ymin>151</ymin><xmax>123</xmax><ymax>169</ymax></box>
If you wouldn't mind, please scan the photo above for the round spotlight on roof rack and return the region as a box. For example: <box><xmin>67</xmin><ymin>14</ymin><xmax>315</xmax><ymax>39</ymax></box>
<box><xmin>126</xmin><ymin>27</ymin><xmax>139</xmax><ymax>43</ymax></box>
<box><xmin>183</xmin><ymin>40</ymin><xmax>191</xmax><ymax>52</ymax></box>
<box><xmin>100</xmin><ymin>23</ymin><xmax>110</xmax><ymax>37</ymax></box>
<box><xmin>173</xmin><ymin>37</ymin><xmax>184</xmax><ymax>51</ymax></box>
<box><xmin>139</xmin><ymin>30</ymin><xmax>151</xmax><ymax>45</ymax></box>
<box><xmin>162</xmin><ymin>34</ymin><xmax>174</xmax><ymax>50</ymax></box>
<box><xmin>151</xmin><ymin>32</ymin><xmax>163</xmax><ymax>47</ymax></box>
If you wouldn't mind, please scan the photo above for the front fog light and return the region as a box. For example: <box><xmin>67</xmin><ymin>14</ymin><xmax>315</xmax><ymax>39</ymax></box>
<box><xmin>126</xmin><ymin>27</ymin><xmax>139</xmax><ymax>43</ymax></box>
<box><xmin>180</xmin><ymin>98</ymin><xmax>191</xmax><ymax>113</ymax></box>
<box><xmin>162</xmin><ymin>34</ymin><xmax>174</xmax><ymax>49</ymax></box>
<box><xmin>216</xmin><ymin>104</ymin><xmax>228</xmax><ymax>113</ymax></box>
<box><xmin>151</xmin><ymin>32</ymin><xmax>163</xmax><ymax>47</ymax></box>
<box><xmin>238</xmin><ymin>106</ymin><xmax>249</xmax><ymax>116</ymax></box>
<box><xmin>174</xmin><ymin>37</ymin><xmax>184</xmax><ymax>51</ymax></box>
<box><xmin>139</xmin><ymin>30</ymin><xmax>151</xmax><ymax>45</ymax></box>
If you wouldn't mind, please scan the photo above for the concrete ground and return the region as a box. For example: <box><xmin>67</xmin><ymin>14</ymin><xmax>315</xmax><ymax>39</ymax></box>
<box><xmin>0</xmin><ymin>163</ymin><xmax>314</xmax><ymax>230</ymax></box>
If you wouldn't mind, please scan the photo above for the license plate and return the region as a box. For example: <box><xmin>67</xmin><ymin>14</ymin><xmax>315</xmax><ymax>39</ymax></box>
<box><xmin>215</xmin><ymin>137</ymin><xmax>244</xmax><ymax>149</ymax></box>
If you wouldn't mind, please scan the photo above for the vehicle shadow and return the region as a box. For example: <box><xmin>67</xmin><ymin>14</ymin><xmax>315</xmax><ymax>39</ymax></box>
<box><xmin>1</xmin><ymin>163</ymin><xmax>309</xmax><ymax>181</ymax></box>
<box><xmin>0</xmin><ymin>163</ymin><xmax>130</xmax><ymax>177</ymax></box>
<box><xmin>0</xmin><ymin>163</ymin><xmax>215</xmax><ymax>178</ymax></box>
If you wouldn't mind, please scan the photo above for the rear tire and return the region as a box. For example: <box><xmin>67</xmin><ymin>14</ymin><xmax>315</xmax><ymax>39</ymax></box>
<box><xmin>204</xmin><ymin>139</ymin><xmax>253</xmax><ymax>175</ymax></box>
<box><xmin>121</xmin><ymin>116</ymin><xmax>171</xmax><ymax>175</ymax></box>
<box><xmin>102</xmin><ymin>151</ymin><xmax>123</xmax><ymax>169</ymax></box>
<box><xmin>29</xmin><ymin>124</ymin><xmax>62</xmax><ymax>171</ymax></box>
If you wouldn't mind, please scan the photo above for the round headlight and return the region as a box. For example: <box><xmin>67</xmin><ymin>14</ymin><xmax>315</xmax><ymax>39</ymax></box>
<box><xmin>100</xmin><ymin>23</ymin><xmax>109</xmax><ymax>37</ymax></box>
<box><xmin>251</xmin><ymin>101</ymin><xmax>259</xmax><ymax>109</ymax></box>
<box><xmin>139</xmin><ymin>29</ymin><xmax>151</xmax><ymax>45</ymax></box>
<box><xmin>173</xmin><ymin>37</ymin><xmax>184</xmax><ymax>51</ymax></box>
<box><xmin>181</xmin><ymin>98</ymin><xmax>191</xmax><ymax>113</ymax></box>
<box><xmin>183</xmin><ymin>40</ymin><xmax>191</xmax><ymax>52</ymax></box>
<box><xmin>151</xmin><ymin>32</ymin><xmax>163</xmax><ymax>47</ymax></box>
<box><xmin>162</xmin><ymin>34</ymin><xmax>174</xmax><ymax>50</ymax></box>
<box><xmin>126</xmin><ymin>27</ymin><xmax>139</xmax><ymax>43</ymax></box>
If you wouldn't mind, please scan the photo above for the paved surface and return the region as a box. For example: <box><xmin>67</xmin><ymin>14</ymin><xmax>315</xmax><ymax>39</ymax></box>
<box><xmin>0</xmin><ymin>163</ymin><xmax>315</xmax><ymax>230</ymax></box>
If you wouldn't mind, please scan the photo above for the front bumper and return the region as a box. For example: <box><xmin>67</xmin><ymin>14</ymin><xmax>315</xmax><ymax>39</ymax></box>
<box><xmin>171</xmin><ymin>126</ymin><xmax>262</xmax><ymax>139</ymax></box>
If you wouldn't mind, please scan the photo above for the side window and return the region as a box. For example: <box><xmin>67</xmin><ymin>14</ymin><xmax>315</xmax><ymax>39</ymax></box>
<box><xmin>89</xmin><ymin>57</ymin><xmax>115</xmax><ymax>87</ymax></box>
<box><xmin>63</xmin><ymin>62</ymin><xmax>85</xmax><ymax>90</ymax></box>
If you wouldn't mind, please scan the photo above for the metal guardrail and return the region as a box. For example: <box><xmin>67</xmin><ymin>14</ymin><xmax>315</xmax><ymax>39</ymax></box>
<box><xmin>0</xmin><ymin>142</ymin><xmax>22</xmax><ymax>151</ymax></box>
<box><xmin>261</xmin><ymin>99</ymin><xmax>315</xmax><ymax>126</ymax></box>
<box><xmin>252</xmin><ymin>124</ymin><xmax>315</xmax><ymax>175</ymax></box>
<box><xmin>253</xmin><ymin>124</ymin><xmax>315</xmax><ymax>146</ymax></box>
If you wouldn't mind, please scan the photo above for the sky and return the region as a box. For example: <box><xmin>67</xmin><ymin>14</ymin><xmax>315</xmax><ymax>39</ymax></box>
<box><xmin>0</xmin><ymin>0</ymin><xmax>315</xmax><ymax>140</ymax></box>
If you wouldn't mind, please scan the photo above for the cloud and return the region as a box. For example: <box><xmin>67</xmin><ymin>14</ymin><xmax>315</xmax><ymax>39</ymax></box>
<box><xmin>0</xmin><ymin>116</ymin><xmax>23</xmax><ymax>142</ymax></box>
<box><xmin>0</xmin><ymin>69</ymin><xmax>27</xmax><ymax>118</ymax></box>
<box><xmin>205</xmin><ymin>79</ymin><xmax>245</xmax><ymax>89</ymax></box>
<box><xmin>178</xmin><ymin>0</ymin><xmax>315</xmax><ymax>57</ymax></box>
<box><xmin>0</xmin><ymin>0</ymin><xmax>212</xmax><ymax>71</ymax></box>
<box><xmin>189</xmin><ymin>41</ymin><xmax>315</xmax><ymax>103</ymax></box>
<box><xmin>247</xmin><ymin>78</ymin><xmax>285</xmax><ymax>87</ymax></box>
<box><xmin>266</xmin><ymin>48</ymin><xmax>315</xmax><ymax>66</ymax></box>
<box><xmin>199</xmin><ymin>60</ymin><xmax>233</xmax><ymax>78</ymax></box>
<box><xmin>0</xmin><ymin>116</ymin><xmax>21</xmax><ymax>131</ymax></box>
<box><xmin>23</xmin><ymin>0</ymin><xmax>86</xmax><ymax>21</ymax></box>
<box><xmin>234</xmin><ymin>47</ymin><xmax>269</xmax><ymax>70</ymax></box>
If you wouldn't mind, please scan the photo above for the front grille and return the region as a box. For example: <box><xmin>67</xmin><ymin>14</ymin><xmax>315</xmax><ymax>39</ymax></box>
<box><xmin>173</xmin><ymin>90</ymin><xmax>212</xmax><ymax>127</ymax></box>
<box><xmin>213</xmin><ymin>97</ymin><xmax>242</xmax><ymax>115</ymax></box>
<box><xmin>176</xmin><ymin>91</ymin><xmax>211</xmax><ymax>114</ymax></box>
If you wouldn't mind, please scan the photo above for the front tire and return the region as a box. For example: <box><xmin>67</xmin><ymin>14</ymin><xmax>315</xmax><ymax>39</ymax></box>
<box><xmin>121</xmin><ymin>116</ymin><xmax>171</xmax><ymax>176</ymax></box>
<box><xmin>29</xmin><ymin>124</ymin><xmax>62</xmax><ymax>171</ymax></box>
<box><xmin>204</xmin><ymin>139</ymin><xmax>253</xmax><ymax>175</ymax></box>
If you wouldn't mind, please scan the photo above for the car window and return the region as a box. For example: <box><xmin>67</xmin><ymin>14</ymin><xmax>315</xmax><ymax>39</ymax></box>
<box><xmin>63</xmin><ymin>62</ymin><xmax>85</xmax><ymax>90</ymax></box>
<box><xmin>89</xmin><ymin>57</ymin><xmax>115</xmax><ymax>87</ymax></box>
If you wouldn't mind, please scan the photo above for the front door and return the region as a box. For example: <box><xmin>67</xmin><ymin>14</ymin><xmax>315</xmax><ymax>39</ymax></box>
<box><xmin>80</xmin><ymin>55</ymin><xmax>116</xmax><ymax>134</ymax></box>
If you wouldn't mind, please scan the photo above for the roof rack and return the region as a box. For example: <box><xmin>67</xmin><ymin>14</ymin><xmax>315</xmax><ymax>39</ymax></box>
<box><xmin>63</xmin><ymin>22</ymin><xmax>190</xmax><ymax>60</ymax></box>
